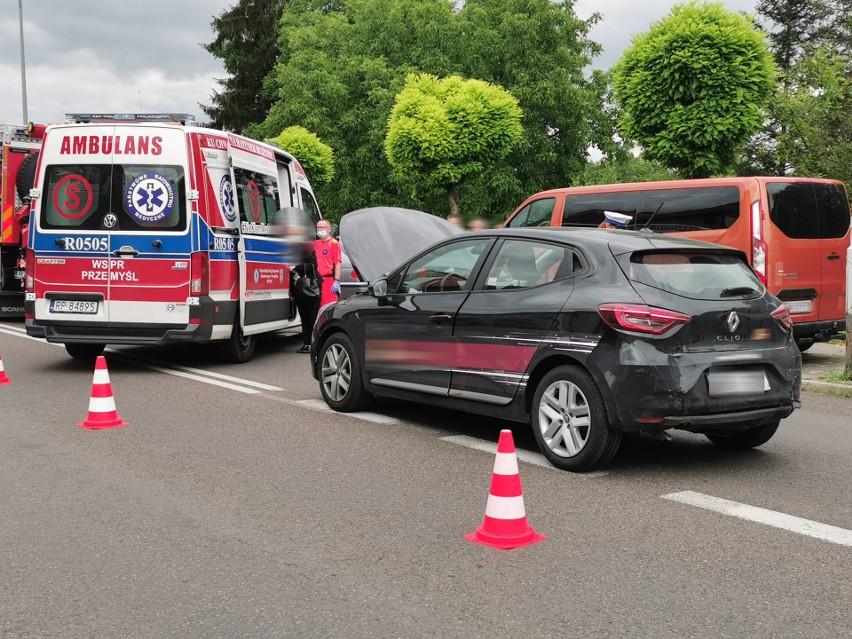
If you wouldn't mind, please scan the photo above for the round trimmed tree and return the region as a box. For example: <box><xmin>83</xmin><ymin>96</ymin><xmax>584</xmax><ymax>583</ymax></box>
<box><xmin>384</xmin><ymin>73</ymin><xmax>523</xmax><ymax>216</ymax></box>
<box><xmin>613</xmin><ymin>1</ymin><xmax>777</xmax><ymax>177</ymax></box>
<box><xmin>268</xmin><ymin>126</ymin><xmax>335</xmax><ymax>186</ymax></box>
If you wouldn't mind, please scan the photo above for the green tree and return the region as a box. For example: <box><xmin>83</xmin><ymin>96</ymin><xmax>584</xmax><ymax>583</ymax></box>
<box><xmin>250</xmin><ymin>0</ymin><xmax>603</xmax><ymax>219</ymax></box>
<box><xmin>738</xmin><ymin>0</ymin><xmax>850</xmax><ymax>177</ymax></box>
<box><xmin>574</xmin><ymin>156</ymin><xmax>675</xmax><ymax>187</ymax></box>
<box><xmin>384</xmin><ymin>74</ymin><xmax>523</xmax><ymax>216</ymax></box>
<box><xmin>612</xmin><ymin>1</ymin><xmax>777</xmax><ymax>178</ymax></box>
<box><xmin>202</xmin><ymin>0</ymin><xmax>288</xmax><ymax>131</ymax></box>
<box><xmin>268</xmin><ymin>126</ymin><xmax>335</xmax><ymax>186</ymax></box>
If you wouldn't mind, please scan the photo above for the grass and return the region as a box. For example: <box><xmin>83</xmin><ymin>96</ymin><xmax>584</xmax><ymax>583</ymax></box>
<box><xmin>825</xmin><ymin>370</ymin><xmax>852</xmax><ymax>383</ymax></box>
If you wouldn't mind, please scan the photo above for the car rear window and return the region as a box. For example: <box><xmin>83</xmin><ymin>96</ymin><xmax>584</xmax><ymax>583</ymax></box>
<box><xmin>766</xmin><ymin>182</ymin><xmax>850</xmax><ymax>239</ymax></box>
<box><xmin>623</xmin><ymin>251</ymin><xmax>764</xmax><ymax>300</ymax></box>
<box><xmin>40</xmin><ymin>164</ymin><xmax>187</xmax><ymax>232</ymax></box>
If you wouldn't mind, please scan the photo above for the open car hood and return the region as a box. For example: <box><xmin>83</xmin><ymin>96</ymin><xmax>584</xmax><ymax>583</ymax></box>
<box><xmin>340</xmin><ymin>207</ymin><xmax>462</xmax><ymax>282</ymax></box>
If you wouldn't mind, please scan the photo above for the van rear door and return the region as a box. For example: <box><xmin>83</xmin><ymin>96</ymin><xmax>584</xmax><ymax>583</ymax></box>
<box><xmin>764</xmin><ymin>182</ymin><xmax>850</xmax><ymax>324</ymax></box>
<box><xmin>34</xmin><ymin>125</ymin><xmax>115</xmax><ymax>323</ymax></box>
<box><xmin>105</xmin><ymin>127</ymin><xmax>191</xmax><ymax>325</ymax></box>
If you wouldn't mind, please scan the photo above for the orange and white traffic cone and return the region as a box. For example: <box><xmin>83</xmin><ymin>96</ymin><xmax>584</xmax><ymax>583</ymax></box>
<box><xmin>465</xmin><ymin>429</ymin><xmax>546</xmax><ymax>550</ymax></box>
<box><xmin>77</xmin><ymin>356</ymin><xmax>128</xmax><ymax>430</ymax></box>
<box><xmin>0</xmin><ymin>356</ymin><xmax>10</xmax><ymax>385</ymax></box>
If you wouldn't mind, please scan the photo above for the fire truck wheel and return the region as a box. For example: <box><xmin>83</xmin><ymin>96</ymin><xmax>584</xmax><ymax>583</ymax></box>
<box><xmin>220</xmin><ymin>322</ymin><xmax>256</xmax><ymax>363</ymax></box>
<box><xmin>64</xmin><ymin>343</ymin><xmax>105</xmax><ymax>360</ymax></box>
<box><xmin>16</xmin><ymin>152</ymin><xmax>39</xmax><ymax>202</ymax></box>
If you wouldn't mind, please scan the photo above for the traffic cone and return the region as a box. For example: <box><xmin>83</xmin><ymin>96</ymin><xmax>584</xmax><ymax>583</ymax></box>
<box><xmin>77</xmin><ymin>356</ymin><xmax>128</xmax><ymax>430</ymax></box>
<box><xmin>0</xmin><ymin>356</ymin><xmax>10</xmax><ymax>385</ymax></box>
<box><xmin>465</xmin><ymin>429</ymin><xmax>546</xmax><ymax>549</ymax></box>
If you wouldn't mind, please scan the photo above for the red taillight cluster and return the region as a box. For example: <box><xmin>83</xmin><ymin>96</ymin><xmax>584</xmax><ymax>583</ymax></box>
<box><xmin>24</xmin><ymin>248</ymin><xmax>35</xmax><ymax>292</ymax></box>
<box><xmin>190</xmin><ymin>252</ymin><xmax>209</xmax><ymax>296</ymax></box>
<box><xmin>598</xmin><ymin>303</ymin><xmax>692</xmax><ymax>336</ymax></box>
<box><xmin>770</xmin><ymin>305</ymin><xmax>792</xmax><ymax>332</ymax></box>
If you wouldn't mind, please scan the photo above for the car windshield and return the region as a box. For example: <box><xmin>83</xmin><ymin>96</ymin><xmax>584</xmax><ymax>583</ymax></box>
<box><xmin>624</xmin><ymin>251</ymin><xmax>763</xmax><ymax>300</ymax></box>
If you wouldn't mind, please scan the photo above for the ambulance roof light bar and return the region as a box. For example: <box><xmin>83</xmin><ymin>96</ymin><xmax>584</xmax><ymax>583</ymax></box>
<box><xmin>65</xmin><ymin>113</ymin><xmax>197</xmax><ymax>125</ymax></box>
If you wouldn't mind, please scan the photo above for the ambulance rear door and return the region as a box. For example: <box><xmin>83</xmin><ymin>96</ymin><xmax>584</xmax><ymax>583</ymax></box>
<box><xmin>233</xmin><ymin>160</ymin><xmax>290</xmax><ymax>335</ymax></box>
<box><xmin>104</xmin><ymin>126</ymin><xmax>192</xmax><ymax>326</ymax></box>
<box><xmin>33</xmin><ymin>125</ymin><xmax>115</xmax><ymax>323</ymax></box>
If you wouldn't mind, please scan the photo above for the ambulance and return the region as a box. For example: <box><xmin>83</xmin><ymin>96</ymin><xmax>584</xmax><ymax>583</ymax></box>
<box><xmin>25</xmin><ymin>113</ymin><xmax>324</xmax><ymax>362</ymax></box>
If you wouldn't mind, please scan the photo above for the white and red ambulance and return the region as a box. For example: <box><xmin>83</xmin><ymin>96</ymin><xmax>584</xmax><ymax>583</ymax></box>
<box><xmin>25</xmin><ymin>113</ymin><xmax>323</xmax><ymax>362</ymax></box>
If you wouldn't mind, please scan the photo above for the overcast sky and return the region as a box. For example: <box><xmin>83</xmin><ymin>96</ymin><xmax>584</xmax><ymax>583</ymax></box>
<box><xmin>0</xmin><ymin>0</ymin><xmax>757</xmax><ymax>127</ymax></box>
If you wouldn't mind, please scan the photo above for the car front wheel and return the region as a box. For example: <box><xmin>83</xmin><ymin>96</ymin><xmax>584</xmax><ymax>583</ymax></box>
<box><xmin>318</xmin><ymin>333</ymin><xmax>371</xmax><ymax>412</ymax></box>
<box><xmin>530</xmin><ymin>365</ymin><xmax>621</xmax><ymax>472</ymax></box>
<box><xmin>705</xmin><ymin>420</ymin><xmax>780</xmax><ymax>449</ymax></box>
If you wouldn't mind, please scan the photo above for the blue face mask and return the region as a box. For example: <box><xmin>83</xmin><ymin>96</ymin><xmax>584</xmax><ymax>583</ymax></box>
<box><xmin>317</xmin><ymin>230</ymin><xmax>328</xmax><ymax>239</ymax></box>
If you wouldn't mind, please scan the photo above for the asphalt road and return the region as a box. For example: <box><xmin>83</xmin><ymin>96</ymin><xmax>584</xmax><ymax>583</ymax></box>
<box><xmin>1</xmin><ymin>321</ymin><xmax>850</xmax><ymax>638</ymax></box>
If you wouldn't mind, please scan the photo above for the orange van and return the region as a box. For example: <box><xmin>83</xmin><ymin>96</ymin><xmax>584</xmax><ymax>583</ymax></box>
<box><xmin>504</xmin><ymin>177</ymin><xmax>851</xmax><ymax>350</ymax></box>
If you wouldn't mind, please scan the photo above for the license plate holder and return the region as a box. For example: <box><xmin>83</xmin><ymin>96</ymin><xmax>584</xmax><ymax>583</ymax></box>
<box><xmin>708</xmin><ymin>368</ymin><xmax>769</xmax><ymax>398</ymax></box>
<box><xmin>49</xmin><ymin>299</ymin><xmax>99</xmax><ymax>314</ymax></box>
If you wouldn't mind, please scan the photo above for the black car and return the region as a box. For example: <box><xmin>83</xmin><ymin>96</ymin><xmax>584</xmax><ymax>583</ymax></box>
<box><xmin>311</xmin><ymin>208</ymin><xmax>801</xmax><ymax>471</ymax></box>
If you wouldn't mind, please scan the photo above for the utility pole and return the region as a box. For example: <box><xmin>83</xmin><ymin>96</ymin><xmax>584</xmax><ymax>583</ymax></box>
<box><xmin>18</xmin><ymin>0</ymin><xmax>29</xmax><ymax>123</ymax></box>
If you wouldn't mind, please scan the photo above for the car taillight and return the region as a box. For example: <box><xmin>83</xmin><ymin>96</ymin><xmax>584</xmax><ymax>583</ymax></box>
<box><xmin>598</xmin><ymin>304</ymin><xmax>692</xmax><ymax>336</ymax></box>
<box><xmin>24</xmin><ymin>249</ymin><xmax>35</xmax><ymax>291</ymax></box>
<box><xmin>770</xmin><ymin>305</ymin><xmax>792</xmax><ymax>332</ymax></box>
<box><xmin>190</xmin><ymin>252</ymin><xmax>209</xmax><ymax>295</ymax></box>
<box><xmin>751</xmin><ymin>200</ymin><xmax>767</xmax><ymax>285</ymax></box>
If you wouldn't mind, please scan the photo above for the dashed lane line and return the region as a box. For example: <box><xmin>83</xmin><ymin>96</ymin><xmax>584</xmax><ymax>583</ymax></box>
<box><xmin>663</xmin><ymin>491</ymin><xmax>852</xmax><ymax>547</ymax></box>
<box><xmin>440</xmin><ymin>434</ymin><xmax>610</xmax><ymax>477</ymax></box>
<box><xmin>294</xmin><ymin>398</ymin><xmax>401</xmax><ymax>424</ymax></box>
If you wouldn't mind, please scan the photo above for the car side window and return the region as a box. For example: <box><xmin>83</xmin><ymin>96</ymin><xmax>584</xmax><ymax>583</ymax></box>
<box><xmin>300</xmin><ymin>188</ymin><xmax>321</xmax><ymax>225</ymax></box>
<box><xmin>398</xmin><ymin>239</ymin><xmax>490</xmax><ymax>294</ymax></box>
<box><xmin>483</xmin><ymin>239</ymin><xmax>569</xmax><ymax>290</ymax></box>
<box><xmin>506</xmin><ymin>203</ymin><xmax>530</xmax><ymax>227</ymax></box>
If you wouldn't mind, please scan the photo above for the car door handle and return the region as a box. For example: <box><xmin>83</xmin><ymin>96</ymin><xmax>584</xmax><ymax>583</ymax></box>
<box><xmin>54</xmin><ymin>239</ymin><xmax>66</xmax><ymax>247</ymax></box>
<box><xmin>112</xmin><ymin>247</ymin><xmax>139</xmax><ymax>257</ymax></box>
<box><xmin>430</xmin><ymin>314</ymin><xmax>453</xmax><ymax>326</ymax></box>
<box><xmin>827</xmin><ymin>254</ymin><xmax>840</xmax><ymax>260</ymax></box>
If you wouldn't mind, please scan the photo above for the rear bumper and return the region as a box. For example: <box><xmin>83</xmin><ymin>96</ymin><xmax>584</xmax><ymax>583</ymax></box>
<box><xmin>590</xmin><ymin>338</ymin><xmax>801</xmax><ymax>433</ymax></box>
<box><xmin>26</xmin><ymin>319</ymin><xmax>212</xmax><ymax>345</ymax></box>
<box><xmin>792</xmin><ymin>319</ymin><xmax>844</xmax><ymax>343</ymax></box>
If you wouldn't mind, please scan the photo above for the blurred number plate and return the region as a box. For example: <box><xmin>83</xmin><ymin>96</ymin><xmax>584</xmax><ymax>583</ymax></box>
<box><xmin>50</xmin><ymin>300</ymin><xmax>98</xmax><ymax>314</ymax></box>
<box><xmin>708</xmin><ymin>369</ymin><xmax>768</xmax><ymax>397</ymax></box>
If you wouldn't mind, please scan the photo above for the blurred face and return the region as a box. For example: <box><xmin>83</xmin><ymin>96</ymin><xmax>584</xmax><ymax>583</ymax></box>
<box><xmin>316</xmin><ymin>221</ymin><xmax>331</xmax><ymax>240</ymax></box>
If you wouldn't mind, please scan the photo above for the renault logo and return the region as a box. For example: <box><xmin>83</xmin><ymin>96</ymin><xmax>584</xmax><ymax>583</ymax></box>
<box><xmin>726</xmin><ymin>310</ymin><xmax>740</xmax><ymax>333</ymax></box>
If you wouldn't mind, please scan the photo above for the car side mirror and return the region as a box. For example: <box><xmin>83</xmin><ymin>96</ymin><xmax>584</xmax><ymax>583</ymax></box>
<box><xmin>370</xmin><ymin>279</ymin><xmax>388</xmax><ymax>297</ymax></box>
<box><xmin>331</xmin><ymin>223</ymin><xmax>339</xmax><ymax>238</ymax></box>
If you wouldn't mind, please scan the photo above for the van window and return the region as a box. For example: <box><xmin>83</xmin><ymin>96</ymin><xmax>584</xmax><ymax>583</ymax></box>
<box><xmin>300</xmin><ymin>188</ymin><xmax>321</xmax><ymax>225</ymax></box>
<box><xmin>767</xmin><ymin>182</ymin><xmax>850</xmax><ymax>239</ymax></box>
<box><xmin>234</xmin><ymin>167</ymin><xmax>279</xmax><ymax>228</ymax></box>
<box><xmin>563</xmin><ymin>192</ymin><xmax>638</xmax><ymax>228</ymax></box>
<box><xmin>634</xmin><ymin>187</ymin><xmax>739</xmax><ymax>231</ymax></box>
<box><xmin>507</xmin><ymin>198</ymin><xmax>555</xmax><ymax>227</ymax></box>
<box><xmin>41</xmin><ymin>164</ymin><xmax>187</xmax><ymax>232</ymax></box>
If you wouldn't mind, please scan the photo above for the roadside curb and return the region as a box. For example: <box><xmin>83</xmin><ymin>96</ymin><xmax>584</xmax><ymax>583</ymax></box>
<box><xmin>801</xmin><ymin>379</ymin><xmax>852</xmax><ymax>398</ymax></box>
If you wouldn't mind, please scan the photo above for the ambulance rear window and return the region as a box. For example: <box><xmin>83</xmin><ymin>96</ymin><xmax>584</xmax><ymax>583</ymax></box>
<box><xmin>40</xmin><ymin>164</ymin><xmax>187</xmax><ymax>232</ymax></box>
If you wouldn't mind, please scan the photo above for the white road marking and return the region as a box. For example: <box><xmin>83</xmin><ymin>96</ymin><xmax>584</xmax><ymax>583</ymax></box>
<box><xmin>440</xmin><ymin>434</ymin><xmax>610</xmax><ymax>477</ymax></box>
<box><xmin>0</xmin><ymin>323</ymin><xmax>273</xmax><ymax>394</ymax></box>
<box><xmin>295</xmin><ymin>398</ymin><xmax>400</xmax><ymax>424</ymax></box>
<box><xmin>662</xmin><ymin>491</ymin><xmax>852</xmax><ymax>547</ymax></box>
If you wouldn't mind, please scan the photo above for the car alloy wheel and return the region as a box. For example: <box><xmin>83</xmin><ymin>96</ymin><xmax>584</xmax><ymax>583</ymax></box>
<box><xmin>538</xmin><ymin>379</ymin><xmax>591</xmax><ymax>457</ymax></box>
<box><xmin>322</xmin><ymin>342</ymin><xmax>352</xmax><ymax>402</ymax></box>
<box><xmin>530</xmin><ymin>365</ymin><xmax>620</xmax><ymax>472</ymax></box>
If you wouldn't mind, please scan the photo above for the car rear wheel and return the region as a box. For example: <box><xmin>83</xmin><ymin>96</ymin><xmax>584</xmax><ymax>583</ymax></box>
<box><xmin>64</xmin><ymin>343</ymin><xmax>105</xmax><ymax>360</ymax></box>
<box><xmin>219</xmin><ymin>322</ymin><xmax>256</xmax><ymax>363</ymax></box>
<box><xmin>530</xmin><ymin>365</ymin><xmax>620</xmax><ymax>472</ymax></box>
<box><xmin>318</xmin><ymin>333</ymin><xmax>371</xmax><ymax>412</ymax></box>
<box><xmin>705</xmin><ymin>420</ymin><xmax>780</xmax><ymax>449</ymax></box>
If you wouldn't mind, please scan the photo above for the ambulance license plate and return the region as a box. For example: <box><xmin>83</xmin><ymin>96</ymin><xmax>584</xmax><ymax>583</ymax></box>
<box><xmin>50</xmin><ymin>300</ymin><xmax>98</xmax><ymax>314</ymax></box>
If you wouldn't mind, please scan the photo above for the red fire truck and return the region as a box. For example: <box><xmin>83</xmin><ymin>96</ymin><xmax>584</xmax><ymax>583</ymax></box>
<box><xmin>1</xmin><ymin>122</ymin><xmax>45</xmax><ymax>317</ymax></box>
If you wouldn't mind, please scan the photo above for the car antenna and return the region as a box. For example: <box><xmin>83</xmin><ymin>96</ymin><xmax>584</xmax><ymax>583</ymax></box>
<box><xmin>640</xmin><ymin>202</ymin><xmax>665</xmax><ymax>233</ymax></box>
